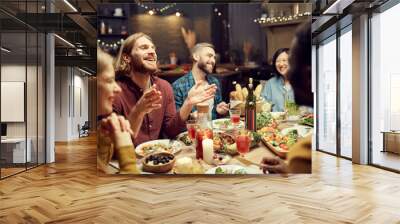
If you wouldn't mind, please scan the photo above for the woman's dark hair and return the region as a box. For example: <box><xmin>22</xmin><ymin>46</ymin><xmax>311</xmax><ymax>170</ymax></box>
<box><xmin>287</xmin><ymin>22</ymin><xmax>312</xmax><ymax>107</ymax></box>
<box><xmin>271</xmin><ymin>48</ymin><xmax>289</xmax><ymax>77</ymax></box>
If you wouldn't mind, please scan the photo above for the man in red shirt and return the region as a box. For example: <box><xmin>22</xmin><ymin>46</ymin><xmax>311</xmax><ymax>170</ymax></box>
<box><xmin>113</xmin><ymin>32</ymin><xmax>216</xmax><ymax>145</ymax></box>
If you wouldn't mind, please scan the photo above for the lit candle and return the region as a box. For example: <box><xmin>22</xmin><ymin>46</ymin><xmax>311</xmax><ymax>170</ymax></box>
<box><xmin>202</xmin><ymin>138</ymin><xmax>214</xmax><ymax>165</ymax></box>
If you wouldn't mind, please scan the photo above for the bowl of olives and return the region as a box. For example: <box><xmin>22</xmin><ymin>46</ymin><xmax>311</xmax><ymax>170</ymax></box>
<box><xmin>142</xmin><ymin>152</ymin><xmax>176</xmax><ymax>173</ymax></box>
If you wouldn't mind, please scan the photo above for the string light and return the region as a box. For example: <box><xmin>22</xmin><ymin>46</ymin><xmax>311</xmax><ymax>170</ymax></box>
<box><xmin>148</xmin><ymin>10</ymin><xmax>155</xmax><ymax>15</ymax></box>
<box><xmin>175</xmin><ymin>12</ymin><xmax>181</xmax><ymax>17</ymax></box>
<box><xmin>98</xmin><ymin>39</ymin><xmax>123</xmax><ymax>51</ymax></box>
<box><xmin>137</xmin><ymin>3</ymin><xmax>177</xmax><ymax>14</ymax></box>
<box><xmin>254</xmin><ymin>12</ymin><xmax>311</xmax><ymax>24</ymax></box>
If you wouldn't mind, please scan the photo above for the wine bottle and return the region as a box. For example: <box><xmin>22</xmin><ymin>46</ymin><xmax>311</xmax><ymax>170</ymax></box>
<box><xmin>245</xmin><ymin>78</ymin><xmax>257</xmax><ymax>131</ymax></box>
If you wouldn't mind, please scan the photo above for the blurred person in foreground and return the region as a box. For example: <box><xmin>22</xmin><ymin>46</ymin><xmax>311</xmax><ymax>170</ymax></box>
<box><xmin>97</xmin><ymin>48</ymin><xmax>139</xmax><ymax>174</ymax></box>
<box><xmin>260</xmin><ymin>22</ymin><xmax>312</xmax><ymax>174</ymax></box>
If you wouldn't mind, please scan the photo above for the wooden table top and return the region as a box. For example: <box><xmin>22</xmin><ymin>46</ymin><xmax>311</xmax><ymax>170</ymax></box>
<box><xmin>110</xmin><ymin>142</ymin><xmax>274</xmax><ymax>175</ymax></box>
<box><xmin>109</xmin><ymin>119</ymin><xmax>312</xmax><ymax>174</ymax></box>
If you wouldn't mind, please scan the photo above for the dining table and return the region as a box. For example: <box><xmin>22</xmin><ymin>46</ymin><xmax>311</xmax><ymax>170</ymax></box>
<box><xmin>109</xmin><ymin>139</ymin><xmax>275</xmax><ymax>175</ymax></box>
<box><xmin>109</xmin><ymin>118</ymin><xmax>312</xmax><ymax>175</ymax></box>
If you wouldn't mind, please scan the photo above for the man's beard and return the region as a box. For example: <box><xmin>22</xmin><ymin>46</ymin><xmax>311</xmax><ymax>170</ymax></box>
<box><xmin>198</xmin><ymin>61</ymin><xmax>214</xmax><ymax>74</ymax></box>
<box><xmin>130</xmin><ymin>55</ymin><xmax>157</xmax><ymax>74</ymax></box>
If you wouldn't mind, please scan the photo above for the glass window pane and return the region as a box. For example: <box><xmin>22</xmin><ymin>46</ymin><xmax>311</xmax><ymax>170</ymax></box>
<box><xmin>317</xmin><ymin>36</ymin><xmax>337</xmax><ymax>154</ymax></box>
<box><xmin>27</xmin><ymin>31</ymin><xmax>38</xmax><ymax>169</ymax></box>
<box><xmin>339</xmin><ymin>28</ymin><xmax>352</xmax><ymax>158</ymax></box>
<box><xmin>1</xmin><ymin>31</ymin><xmax>28</xmax><ymax>177</ymax></box>
<box><xmin>371</xmin><ymin>3</ymin><xmax>400</xmax><ymax>171</ymax></box>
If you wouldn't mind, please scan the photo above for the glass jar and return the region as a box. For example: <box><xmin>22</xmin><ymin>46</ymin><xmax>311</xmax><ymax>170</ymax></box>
<box><xmin>195</xmin><ymin>103</ymin><xmax>213</xmax><ymax>160</ymax></box>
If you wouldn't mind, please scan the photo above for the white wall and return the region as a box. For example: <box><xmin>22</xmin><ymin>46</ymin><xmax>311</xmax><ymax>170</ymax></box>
<box><xmin>55</xmin><ymin>66</ymin><xmax>69</xmax><ymax>141</ymax></box>
<box><xmin>55</xmin><ymin>67</ymin><xmax>89</xmax><ymax>141</ymax></box>
<box><xmin>1</xmin><ymin>65</ymin><xmax>32</xmax><ymax>138</ymax></box>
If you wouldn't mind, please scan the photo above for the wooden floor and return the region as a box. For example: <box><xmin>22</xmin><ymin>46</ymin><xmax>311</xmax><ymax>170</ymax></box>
<box><xmin>0</xmin><ymin>135</ymin><xmax>399</xmax><ymax>223</ymax></box>
<box><xmin>1</xmin><ymin>167</ymin><xmax>26</xmax><ymax>178</ymax></box>
<box><xmin>372</xmin><ymin>151</ymin><xmax>400</xmax><ymax>171</ymax></box>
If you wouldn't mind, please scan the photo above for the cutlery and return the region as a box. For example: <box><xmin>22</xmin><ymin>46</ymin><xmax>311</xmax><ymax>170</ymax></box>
<box><xmin>236</xmin><ymin>156</ymin><xmax>260</xmax><ymax>167</ymax></box>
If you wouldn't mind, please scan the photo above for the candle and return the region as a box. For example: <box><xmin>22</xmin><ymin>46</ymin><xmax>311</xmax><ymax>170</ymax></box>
<box><xmin>202</xmin><ymin>138</ymin><xmax>214</xmax><ymax>165</ymax></box>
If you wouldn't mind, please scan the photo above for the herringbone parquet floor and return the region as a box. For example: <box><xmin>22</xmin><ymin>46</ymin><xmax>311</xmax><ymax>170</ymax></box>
<box><xmin>0</xmin><ymin>135</ymin><xmax>399</xmax><ymax>224</ymax></box>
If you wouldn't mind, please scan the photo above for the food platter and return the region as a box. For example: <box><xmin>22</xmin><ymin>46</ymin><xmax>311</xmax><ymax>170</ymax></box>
<box><xmin>135</xmin><ymin>139</ymin><xmax>184</xmax><ymax>157</ymax></box>
<box><xmin>261</xmin><ymin>138</ymin><xmax>288</xmax><ymax>159</ymax></box>
<box><xmin>176</xmin><ymin>131</ymin><xmax>193</xmax><ymax>146</ymax></box>
<box><xmin>298</xmin><ymin>114</ymin><xmax>314</xmax><ymax>127</ymax></box>
<box><xmin>260</xmin><ymin>129</ymin><xmax>298</xmax><ymax>159</ymax></box>
<box><xmin>212</xmin><ymin>118</ymin><xmax>244</xmax><ymax>130</ymax></box>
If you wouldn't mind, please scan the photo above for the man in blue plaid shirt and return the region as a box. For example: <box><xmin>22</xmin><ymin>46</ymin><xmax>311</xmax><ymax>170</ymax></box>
<box><xmin>173</xmin><ymin>43</ymin><xmax>229</xmax><ymax>120</ymax></box>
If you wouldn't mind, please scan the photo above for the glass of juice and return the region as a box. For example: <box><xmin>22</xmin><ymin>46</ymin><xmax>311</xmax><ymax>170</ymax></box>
<box><xmin>195</xmin><ymin>128</ymin><xmax>213</xmax><ymax>160</ymax></box>
<box><xmin>186</xmin><ymin>119</ymin><xmax>198</xmax><ymax>141</ymax></box>
<box><xmin>236</xmin><ymin>130</ymin><xmax>251</xmax><ymax>157</ymax></box>
<box><xmin>229</xmin><ymin>109</ymin><xmax>241</xmax><ymax>127</ymax></box>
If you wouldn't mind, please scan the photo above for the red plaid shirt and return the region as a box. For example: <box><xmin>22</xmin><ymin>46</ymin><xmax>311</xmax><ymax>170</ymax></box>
<box><xmin>113</xmin><ymin>75</ymin><xmax>186</xmax><ymax>146</ymax></box>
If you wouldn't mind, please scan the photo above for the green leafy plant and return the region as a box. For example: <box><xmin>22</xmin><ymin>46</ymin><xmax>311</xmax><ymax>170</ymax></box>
<box><xmin>256</xmin><ymin>112</ymin><xmax>272</xmax><ymax>130</ymax></box>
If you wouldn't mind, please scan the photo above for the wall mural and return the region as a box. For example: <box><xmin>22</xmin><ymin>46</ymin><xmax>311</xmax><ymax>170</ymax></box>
<box><xmin>97</xmin><ymin>3</ymin><xmax>313</xmax><ymax>175</ymax></box>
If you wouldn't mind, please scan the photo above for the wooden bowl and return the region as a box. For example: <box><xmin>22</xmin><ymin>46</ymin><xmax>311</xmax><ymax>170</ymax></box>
<box><xmin>142</xmin><ymin>152</ymin><xmax>175</xmax><ymax>173</ymax></box>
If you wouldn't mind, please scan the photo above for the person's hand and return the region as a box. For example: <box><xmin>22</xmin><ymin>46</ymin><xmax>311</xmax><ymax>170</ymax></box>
<box><xmin>186</xmin><ymin>81</ymin><xmax>216</xmax><ymax>106</ymax></box>
<box><xmin>99</xmin><ymin>113</ymin><xmax>134</xmax><ymax>148</ymax></box>
<box><xmin>99</xmin><ymin>113</ymin><xmax>134</xmax><ymax>139</ymax></box>
<box><xmin>243</xmin><ymin>41</ymin><xmax>252</xmax><ymax>57</ymax></box>
<box><xmin>134</xmin><ymin>84</ymin><xmax>162</xmax><ymax>115</ymax></box>
<box><xmin>181</xmin><ymin>27</ymin><xmax>196</xmax><ymax>50</ymax></box>
<box><xmin>190</xmin><ymin>111</ymin><xmax>198</xmax><ymax>120</ymax></box>
<box><xmin>216</xmin><ymin>102</ymin><xmax>229</xmax><ymax>115</ymax></box>
<box><xmin>243</xmin><ymin>41</ymin><xmax>252</xmax><ymax>63</ymax></box>
<box><xmin>260</xmin><ymin>156</ymin><xmax>288</xmax><ymax>174</ymax></box>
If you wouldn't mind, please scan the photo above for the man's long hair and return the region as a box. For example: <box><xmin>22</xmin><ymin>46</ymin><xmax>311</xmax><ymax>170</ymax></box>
<box><xmin>114</xmin><ymin>32</ymin><xmax>153</xmax><ymax>76</ymax></box>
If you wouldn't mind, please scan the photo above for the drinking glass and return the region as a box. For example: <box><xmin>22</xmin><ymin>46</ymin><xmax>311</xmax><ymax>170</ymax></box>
<box><xmin>186</xmin><ymin>119</ymin><xmax>198</xmax><ymax>141</ymax></box>
<box><xmin>229</xmin><ymin>109</ymin><xmax>241</xmax><ymax>127</ymax></box>
<box><xmin>236</xmin><ymin>130</ymin><xmax>251</xmax><ymax>157</ymax></box>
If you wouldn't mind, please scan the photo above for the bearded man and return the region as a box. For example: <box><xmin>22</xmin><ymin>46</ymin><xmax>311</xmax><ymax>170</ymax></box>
<box><xmin>172</xmin><ymin>43</ymin><xmax>229</xmax><ymax>119</ymax></box>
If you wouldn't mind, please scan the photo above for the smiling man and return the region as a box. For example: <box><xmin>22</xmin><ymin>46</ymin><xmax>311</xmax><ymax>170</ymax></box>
<box><xmin>172</xmin><ymin>43</ymin><xmax>229</xmax><ymax>120</ymax></box>
<box><xmin>113</xmin><ymin>33</ymin><xmax>216</xmax><ymax>145</ymax></box>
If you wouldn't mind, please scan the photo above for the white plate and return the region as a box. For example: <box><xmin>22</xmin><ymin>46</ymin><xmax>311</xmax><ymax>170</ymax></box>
<box><xmin>212</xmin><ymin>118</ymin><xmax>244</xmax><ymax>130</ymax></box>
<box><xmin>270</xmin><ymin>112</ymin><xmax>286</xmax><ymax>120</ymax></box>
<box><xmin>281</xmin><ymin>125</ymin><xmax>312</xmax><ymax>137</ymax></box>
<box><xmin>287</xmin><ymin>115</ymin><xmax>301</xmax><ymax>121</ymax></box>
<box><xmin>206</xmin><ymin>164</ymin><xmax>263</xmax><ymax>174</ymax></box>
<box><xmin>135</xmin><ymin>139</ymin><xmax>183</xmax><ymax>157</ymax></box>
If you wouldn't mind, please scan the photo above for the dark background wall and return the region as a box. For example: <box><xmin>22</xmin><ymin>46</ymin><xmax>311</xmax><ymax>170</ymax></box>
<box><xmin>228</xmin><ymin>3</ymin><xmax>267</xmax><ymax>64</ymax></box>
<box><xmin>130</xmin><ymin>4</ymin><xmax>212</xmax><ymax>64</ymax></box>
<box><xmin>264</xmin><ymin>24</ymin><xmax>298</xmax><ymax>61</ymax></box>
<box><xmin>99</xmin><ymin>3</ymin><xmax>304</xmax><ymax>66</ymax></box>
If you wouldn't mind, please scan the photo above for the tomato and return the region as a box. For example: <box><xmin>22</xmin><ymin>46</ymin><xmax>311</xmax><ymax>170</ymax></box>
<box><xmin>279</xmin><ymin>143</ymin><xmax>288</xmax><ymax>151</ymax></box>
<box><xmin>203</xmin><ymin>129</ymin><xmax>213</xmax><ymax>139</ymax></box>
<box><xmin>269</xmin><ymin>122</ymin><xmax>278</xmax><ymax>129</ymax></box>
